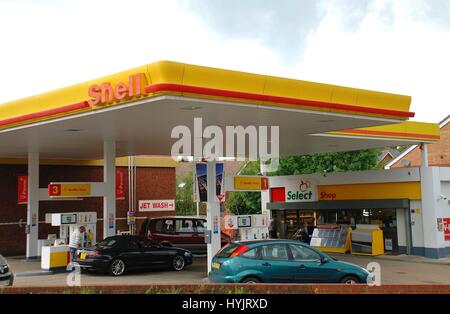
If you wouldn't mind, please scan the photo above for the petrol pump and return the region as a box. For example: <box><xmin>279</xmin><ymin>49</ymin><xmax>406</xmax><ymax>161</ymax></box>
<box><xmin>41</xmin><ymin>212</ymin><xmax>97</xmax><ymax>270</ymax></box>
<box><xmin>223</xmin><ymin>214</ymin><xmax>270</xmax><ymax>241</ymax></box>
<box><xmin>54</xmin><ymin>212</ymin><xmax>97</xmax><ymax>246</ymax></box>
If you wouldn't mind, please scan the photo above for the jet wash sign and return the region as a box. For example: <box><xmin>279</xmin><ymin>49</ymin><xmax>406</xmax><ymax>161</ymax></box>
<box><xmin>271</xmin><ymin>176</ymin><xmax>317</xmax><ymax>202</ymax></box>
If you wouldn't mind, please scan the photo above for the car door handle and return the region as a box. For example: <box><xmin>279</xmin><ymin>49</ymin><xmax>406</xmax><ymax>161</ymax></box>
<box><xmin>298</xmin><ymin>264</ymin><xmax>306</xmax><ymax>269</ymax></box>
<box><xmin>261</xmin><ymin>262</ymin><xmax>271</xmax><ymax>267</ymax></box>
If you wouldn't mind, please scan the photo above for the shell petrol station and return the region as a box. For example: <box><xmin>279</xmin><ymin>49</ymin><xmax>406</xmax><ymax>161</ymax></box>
<box><xmin>0</xmin><ymin>60</ymin><xmax>448</xmax><ymax>273</ymax></box>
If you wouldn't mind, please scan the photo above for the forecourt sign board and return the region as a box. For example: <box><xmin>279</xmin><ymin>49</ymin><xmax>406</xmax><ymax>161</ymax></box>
<box><xmin>48</xmin><ymin>181</ymin><xmax>124</xmax><ymax>199</ymax></box>
<box><xmin>139</xmin><ymin>199</ymin><xmax>175</xmax><ymax>212</ymax></box>
<box><xmin>271</xmin><ymin>176</ymin><xmax>318</xmax><ymax>202</ymax></box>
<box><xmin>48</xmin><ymin>183</ymin><xmax>92</xmax><ymax>198</ymax></box>
<box><xmin>229</xmin><ymin>176</ymin><xmax>269</xmax><ymax>192</ymax></box>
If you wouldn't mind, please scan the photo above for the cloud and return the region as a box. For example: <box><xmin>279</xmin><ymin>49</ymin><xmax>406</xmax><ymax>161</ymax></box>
<box><xmin>0</xmin><ymin>0</ymin><xmax>287</xmax><ymax>103</ymax></box>
<box><xmin>0</xmin><ymin>0</ymin><xmax>448</xmax><ymax>124</ymax></box>
<box><xmin>185</xmin><ymin>0</ymin><xmax>324</xmax><ymax>64</ymax></box>
<box><xmin>298</xmin><ymin>0</ymin><xmax>450</xmax><ymax>123</ymax></box>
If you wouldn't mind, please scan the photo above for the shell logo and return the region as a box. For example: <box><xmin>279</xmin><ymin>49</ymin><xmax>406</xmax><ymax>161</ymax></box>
<box><xmin>87</xmin><ymin>73</ymin><xmax>148</xmax><ymax>106</ymax></box>
<box><xmin>299</xmin><ymin>180</ymin><xmax>312</xmax><ymax>192</ymax></box>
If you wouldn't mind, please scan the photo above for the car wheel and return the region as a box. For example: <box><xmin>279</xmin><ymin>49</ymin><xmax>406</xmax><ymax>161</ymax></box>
<box><xmin>109</xmin><ymin>258</ymin><xmax>126</xmax><ymax>276</ymax></box>
<box><xmin>340</xmin><ymin>275</ymin><xmax>360</xmax><ymax>284</ymax></box>
<box><xmin>172</xmin><ymin>255</ymin><xmax>186</xmax><ymax>271</ymax></box>
<box><xmin>241</xmin><ymin>276</ymin><xmax>261</xmax><ymax>284</ymax></box>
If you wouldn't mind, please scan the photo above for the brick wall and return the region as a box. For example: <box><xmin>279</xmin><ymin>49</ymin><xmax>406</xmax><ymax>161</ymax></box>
<box><xmin>391</xmin><ymin>122</ymin><xmax>450</xmax><ymax>168</ymax></box>
<box><xmin>3</xmin><ymin>283</ymin><xmax>450</xmax><ymax>294</ymax></box>
<box><xmin>0</xmin><ymin>165</ymin><xmax>175</xmax><ymax>256</ymax></box>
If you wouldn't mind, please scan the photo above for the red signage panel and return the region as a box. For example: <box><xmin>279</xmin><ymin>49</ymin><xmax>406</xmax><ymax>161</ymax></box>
<box><xmin>270</xmin><ymin>187</ymin><xmax>286</xmax><ymax>202</ymax></box>
<box><xmin>18</xmin><ymin>176</ymin><xmax>28</xmax><ymax>204</ymax></box>
<box><xmin>116</xmin><ymin>168</ymin><xmax>126</xmax><ymax>200</ymax></box>
<box><xmin>444</xmin><ymin>218</ymin><xmax>450</xmax><ymax>241</ymax></box>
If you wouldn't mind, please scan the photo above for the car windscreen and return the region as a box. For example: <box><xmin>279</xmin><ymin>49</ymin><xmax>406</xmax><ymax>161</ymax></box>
<box><xmin>96</xmin><ymin>238</ymin><xmax>118</xmax><ymax>248</ymax></box>
<box><xmin>216</xmin><ymin>243</ymin><xmax>240</xmax><ymax>258</ymax></box>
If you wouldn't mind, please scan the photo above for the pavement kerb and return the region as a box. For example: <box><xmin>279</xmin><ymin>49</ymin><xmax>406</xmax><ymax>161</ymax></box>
<box><xmin>328</xmin><ymin>253</ymin><xmax>450</xmax><ymax>266</ymax></box>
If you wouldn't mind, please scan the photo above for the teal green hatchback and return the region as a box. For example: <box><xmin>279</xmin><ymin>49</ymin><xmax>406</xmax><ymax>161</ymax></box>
<box><xmin>208</xmin><ymin>240</ymin><xmax>370</xmax><ymax>284</ymax></box>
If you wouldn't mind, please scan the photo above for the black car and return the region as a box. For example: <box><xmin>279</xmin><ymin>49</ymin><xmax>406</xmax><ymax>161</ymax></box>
<box><xmin>73</xmin><ymin>235</ymin><xmax>193</xmax><ymax>276</ymax></box>
<box><xmin>0</xmin><ymin>254</ymin><xmax>14</xmax><ymax>286</ymax></box>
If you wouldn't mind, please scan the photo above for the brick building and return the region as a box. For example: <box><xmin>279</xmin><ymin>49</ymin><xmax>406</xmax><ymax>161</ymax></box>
<box><xmin>0</xmin><ymin>156</ymin><xmax>176</xmax><ymax>256</ymax></box>
<box><xmin>386</xmin><ymin>116</ymin><xmax>450</xmax><ymax>169</ymax></box>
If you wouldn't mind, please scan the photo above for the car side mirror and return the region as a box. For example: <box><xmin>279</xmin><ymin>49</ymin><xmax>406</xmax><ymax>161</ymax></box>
<box><xmin>320</xmin><ymin>256</ymin><xmax>328</xmax><ymax>264</ymax></box>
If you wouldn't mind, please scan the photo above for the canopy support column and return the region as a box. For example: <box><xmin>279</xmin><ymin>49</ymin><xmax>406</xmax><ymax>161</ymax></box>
<box><xmin>206</xmin><ymin>160</ymin><xmax>221</xmax><ymax>274</ymax></box>
<box><xmin>421</xmin><ymin>143</ymin><xmax>429</xmax><ymax>167</ymax></box>
<box><xmin>103</xmin><ymin>141</ymin><xmax>116</xmax><ymax>238</ymax></box>
<box><xmin>26</xmin><ymin>151</ymin><xmax>39</xmax><ymax>259</ymax></box>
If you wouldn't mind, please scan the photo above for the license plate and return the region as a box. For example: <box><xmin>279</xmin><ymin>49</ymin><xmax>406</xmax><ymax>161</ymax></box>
<box><xmin>80</xmin><ymin>253</ymin><xmax>87</xmax><ymax>260</ymax></box>
<box><xmin>212</xmin><ymin>262</ymin><xmax>220</xmax><ymax>270</ymax></box>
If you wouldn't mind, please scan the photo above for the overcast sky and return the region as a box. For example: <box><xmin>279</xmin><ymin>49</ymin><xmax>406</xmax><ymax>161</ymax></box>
<box><xmin>0</xmin><ymin>0</ymin><xmax>449</xmax><ymax>123</ymax></box>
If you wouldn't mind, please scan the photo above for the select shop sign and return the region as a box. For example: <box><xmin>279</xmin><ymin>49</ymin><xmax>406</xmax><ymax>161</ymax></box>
<box><xmin>270</xmin><ymin>178</ymin><xmax>317</xmax><ymax>202</ymax></box>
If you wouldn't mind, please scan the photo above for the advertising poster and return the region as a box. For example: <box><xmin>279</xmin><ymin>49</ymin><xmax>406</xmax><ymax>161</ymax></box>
<box><xmin>127</xmin><ymin>211</ymin><xmax>136</xmax><ymax>225</ymax></box>
<box><xmin>223</xmin><ymin>214</ymin><xmax>238</xmax><ymax>230</ymax></box>
<box><xmin>196</xmin><ymin>163</ymin><xmax>207</xmax><ymax>202</ymax></box>
<box><xmin>216</xmin><ymin>163</ymin><xmax>225</xmax><ymax>202</ymax></box>
<box><xmin>108</xmin><ymin>213</ymin><xmax>115</xmax><ymax>229</ymax></box>
<box><xmin>17</xmin><ymin>175</ymin><xmax>28</xmax><ymax>204</ymax></box>
<box><xmin>444</xmin><ymin>218</ymin><xmax>450</xmax><ymax>241</ymax></box>
<box><xmin>195</xmin><ymin>163</ymin><xmax>224</xmax><ymax>202</ymax></box>
<box><xmin>437</xmin><ymin>218</ymin><xmax>443</xmax><ymax>232</ymax></box>
<box><xmin>31</xmin><ymin>212</ymin><xmax>37</xmax><ymax>227</ymax></box>
<box><xmin>222</xmin><ymin>213</ymin><xmax>235</xmax><ymax>238</ymax></box>
<box><xmin>116</xmin><ymin>168</ymin><xmax>126</xmax><ymax>200</ymax></box>
<box><xmin>213</xmin><ymin>216</ymin><xmax>219</xmax><ymax>234</ymax></box>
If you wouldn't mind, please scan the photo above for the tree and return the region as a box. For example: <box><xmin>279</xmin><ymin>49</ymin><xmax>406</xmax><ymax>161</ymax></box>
<box><xmin>225</xmin><ymin>149</ymin><xmax>381</xmax><ymax>214</ymax></box>
<box><xmin>175</xmin><ymin>172</ymin><xmax>196</xmax><ymax>216</ymax></box>
<box><xmin>226</xmin><ymin>191</ymin><xmax>261</xmax><ymax>215</ymax></box>
<box><xmin>272</xmin><ymin>149</ymin><xmax>380</xmax><ymax>175</ymax></box>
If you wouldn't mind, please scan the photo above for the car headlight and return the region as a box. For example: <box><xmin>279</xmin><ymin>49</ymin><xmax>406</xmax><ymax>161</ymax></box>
<box><xmin>0</xmin><ymin>265</ymin><xmax>8</xmax><ymax>274</ymax></box>
<box><xmin>184</xmin><ymin>252</ymin><xmax>192</xmax><ymax>257</ymax></box>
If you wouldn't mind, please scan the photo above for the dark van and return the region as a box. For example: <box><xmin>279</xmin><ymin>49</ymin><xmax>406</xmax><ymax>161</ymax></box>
<box><xmin>139</xmin><ymin>216</ymin><xmax>231</xmax><ymax>254</ymax></box>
